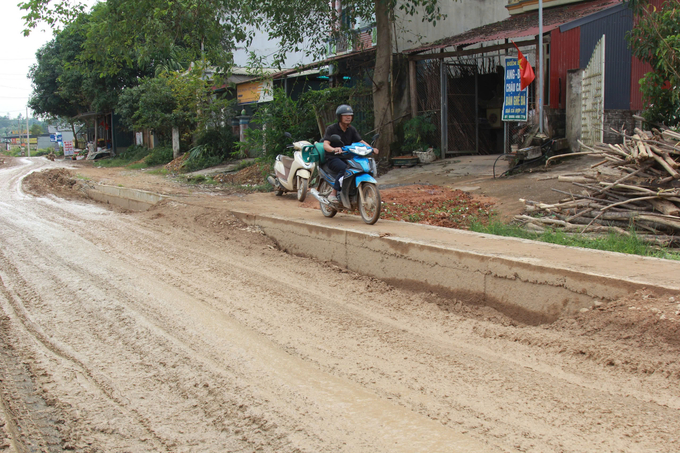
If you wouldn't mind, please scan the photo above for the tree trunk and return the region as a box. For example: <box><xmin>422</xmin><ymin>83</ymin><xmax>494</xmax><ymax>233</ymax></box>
<box><xmin>71</xmin><ymin>122</ymin><xmax>78</xmax><ymax>149</ymax></box>
<box><xmin>373</xmin><ymin>0</ymin><xmax>394</xmax><ymax>159</ymax></box>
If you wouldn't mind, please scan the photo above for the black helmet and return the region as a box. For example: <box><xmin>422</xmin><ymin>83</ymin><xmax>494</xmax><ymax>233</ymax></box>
<box><xmin>336</xmin><ymin>104</ymin><xmax>354</xmax><ymax>122</ymax></box>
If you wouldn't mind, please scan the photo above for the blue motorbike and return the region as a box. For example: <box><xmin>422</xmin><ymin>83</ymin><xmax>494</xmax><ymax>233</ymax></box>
<box><xmin>307</xmin><ymin>134</ymin><xmax>381</xmax><ymax>225</ymax></box>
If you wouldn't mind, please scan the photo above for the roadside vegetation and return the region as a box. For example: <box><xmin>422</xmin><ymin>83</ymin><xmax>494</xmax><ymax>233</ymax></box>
<box><xmin>470</xmin><ymin>220</ymin><xmax>680</xmax><ymax>261</ymax></box>
<box><xmin>93</xmin><ymin>145</ymin><xmax>174</xmax><ymax>169</ymax></box>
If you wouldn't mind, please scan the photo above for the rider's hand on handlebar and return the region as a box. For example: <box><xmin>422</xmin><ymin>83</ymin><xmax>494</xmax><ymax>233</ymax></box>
<box><xmin>373</xmin><ymin>147</ymin><xmax>379</xmax><ymax>155</ymax></box>
<box><xmin>334</xmin><ymin>147</ymin><xmax>342</xmax><ymax>154</ymax></box>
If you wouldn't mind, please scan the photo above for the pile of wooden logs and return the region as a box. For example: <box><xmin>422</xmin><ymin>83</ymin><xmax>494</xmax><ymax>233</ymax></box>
<box><xmin>516</xmin><ymin>128</ymin><xmax>680</xmax><ymax>246</ymax></box>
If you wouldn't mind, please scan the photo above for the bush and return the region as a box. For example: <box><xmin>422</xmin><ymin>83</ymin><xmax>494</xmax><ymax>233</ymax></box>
<box><xmin>33</xmin><ymin>148</ymin><xmax>53</xmax><ymax>157</ymax></box>
<box><xmin>144</xmin><ymin>146</ymin><xmax>174</xmax><ymax>166</ymax></box>
<box><xmin>118</xmin><ymin>144</ymin><xmax>150</xmax><ymax>162</ymax></box>
<box><xmin>401</xmin><ymin>113</ymin><xmax>437</xmax><ymax>153</ymax></box>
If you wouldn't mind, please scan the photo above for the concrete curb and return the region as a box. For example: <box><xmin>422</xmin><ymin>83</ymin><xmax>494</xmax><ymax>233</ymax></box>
<box><xmin>82</xmin><ymin>184</ymin><xmax>680</xmax><ymax>324</ymax></box>
<box><xmin>83</xmin><ymin>184</ymin><xmax>164</xmax><ymax>211</ymax></box>
<box><xmin>231</xmin><ymin>210</ymin><xmax>680</xmax><ymax>324</ymax></box>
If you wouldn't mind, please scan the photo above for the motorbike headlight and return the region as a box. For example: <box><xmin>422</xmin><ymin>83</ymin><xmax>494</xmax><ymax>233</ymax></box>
<box><xmin>355</xmin><ymin>146</ymin><xmax>370</xmax><ymax>156</ymax></box>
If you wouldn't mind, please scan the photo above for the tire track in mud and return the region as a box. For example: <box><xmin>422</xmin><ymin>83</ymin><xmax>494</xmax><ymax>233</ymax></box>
<box><xmin>7</xmin><ymin>161</ymin><xmax>680</xmax><ymax>452</ymax></box>
<box><xmin>7</xmin><ymin>189</ymin><xmax>496</xmax><ymax>451</ymax></box>
<box><xmin>67</xmin><ymin>205</ymin><xmax>680</xmax><ymax>452</ymax></box>
<box><xmin>0</xmin><ymin>227</ymin><xmax>307</xmax><ymax>451</ymax></box>
<box><xmin>0</xmin><ymin>255</ymin><xmax>170</xmax><ymax>451</ymax></box>
<box><xmin>0</xmin><ymin>290</ymin><xmax>65</xmax><ymax>452</ymax></box>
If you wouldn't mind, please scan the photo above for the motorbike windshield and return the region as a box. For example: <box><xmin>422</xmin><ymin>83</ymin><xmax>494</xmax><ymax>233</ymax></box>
<box><xmin>346</xmin><ymin>143</ymin><xmax>372</xmax><ymax>156</ymax></box>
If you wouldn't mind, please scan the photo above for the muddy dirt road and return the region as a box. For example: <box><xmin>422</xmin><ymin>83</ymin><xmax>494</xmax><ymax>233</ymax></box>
<box><xmin>1</xmin><ymin>157</ymin><xmax>679</xmax><ymax>452</ymax></box>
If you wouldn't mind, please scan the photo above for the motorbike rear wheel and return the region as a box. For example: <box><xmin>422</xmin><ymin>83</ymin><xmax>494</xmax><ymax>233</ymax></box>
<box><xmin>318</xmin><ymin>180</ymin><xmax>337</xmax><ymax>218</ymax></box>
<box><xmin>358</xmin><ymin>182</ymin><xmax>381</xmax><ymax>225</ymax></box>
<box><xmin>297</xmin><ymin>176</ymin><xmax>308</xmax><ymax>202</ymax></box>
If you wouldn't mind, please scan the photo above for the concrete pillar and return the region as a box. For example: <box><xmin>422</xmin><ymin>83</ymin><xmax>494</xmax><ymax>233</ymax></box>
<box><xmin>239</xmin><ymin>116</ymin><xmax>250</xmax><ymax>142</ymax></box>
<box><xmin>172</xmin><ymin>127</ymin><xmax>180</xmax><ymax>159</ymax></box>
<box><xmin>565</xmin><ymin>69</ymin><xmax>583</xmax><ymax>152</ymax></box>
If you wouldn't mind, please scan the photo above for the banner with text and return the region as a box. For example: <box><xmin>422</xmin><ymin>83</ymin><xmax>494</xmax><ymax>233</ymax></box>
<box><xmin>237</xmin><ymin>79</ymin><xmax>273</xmax><ymax>105</ymax></box>
<box><xmin>502</xmin><ymin>56</ymin><xmax>528</xmax><ymax>122</ymax></box>
<box><xmin>63</xmin><ymin>141</ymin><xmax>74</xmax><ymax>156</ymax></box>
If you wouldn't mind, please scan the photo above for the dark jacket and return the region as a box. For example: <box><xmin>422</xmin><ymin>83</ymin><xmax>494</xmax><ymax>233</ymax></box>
<box><xmin>323</xmin><ymin>123</ymin><xmax>362</xmax><ymax>146</ymax></box>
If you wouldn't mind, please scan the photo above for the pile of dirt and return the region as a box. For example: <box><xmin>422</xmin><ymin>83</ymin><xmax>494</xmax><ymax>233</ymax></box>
<box><xmin>380</xmin><ymin>184</ymin><xmax>496</xmax><ymax>228</ymax></box>
<box><xmin>0</xmin><ymin>156</ymin><xmax>19</xmax><ymax>168</ymax></box>
<box><xmin>22</xmin><ymin>168</ymin><xmax>89</xmax><ymax>201</ymax></box>
<box><xmin>300</xmin><ymin>183</ymin><xmax>497</xmax><ymax>228</ymax></box>
<box><xmin>212</xmin><ymin>163</ymin><xmax>268</xmax><ymax>186</ymax></box>
<box><xmin>556</xmin><ymin>290</ymin><xmax>680</xmax><ymax>349</ymax></box>
<box><xmin>164</xmin><ymin>154</ymin><xmax>189</xmax><ymax>173</ymax></box>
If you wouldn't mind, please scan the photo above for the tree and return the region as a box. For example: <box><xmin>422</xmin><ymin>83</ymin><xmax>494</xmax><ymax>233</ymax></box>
<box><xmin>28</xmin><ymin>14</ymin><xmax>87</xmax><ymax>120</ymax></box>
<box><xmin>21</xmin><ymin>0</ymin><xmax>444</xmax><ymax>158</ymax></box>
<box><xmin>116</xmin><ymin>67</ymin><xmax>214</xmax><ymax>145</ymax></box>
<box><xmin>628</xmin><ymin>0</ymin><xmax>680</xmax><ymax>127</ymax></box>
<box><xmin>243</xmin><ymin>0</ymin><xmax>444</xmax><ymax>158</ymax></box>
<box><xmin>21</xmin><ymin>0</ymin><xmax>252</xmax><ymax>78</ymax></box>
<box><xmin>30</xmin><ymin>123</ymin><xmax>45</xmax><ymax>136</ymax></box>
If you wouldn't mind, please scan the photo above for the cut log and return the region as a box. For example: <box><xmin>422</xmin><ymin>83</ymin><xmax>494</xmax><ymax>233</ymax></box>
<box><xmin>650</xmin><ymin>199</ymin><xmax>680</xmax><ymax>216</ymax></box>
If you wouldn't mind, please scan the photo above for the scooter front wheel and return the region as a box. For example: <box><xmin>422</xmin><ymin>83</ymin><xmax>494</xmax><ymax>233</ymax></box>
<box><xmin>318</xmin><ymin>180</ymin><xmax>337</xmax><ymax>218</ymax></box>
<box><xmin>297</xmin><ymin>176</ymin><xmax>308</xmax><ymax>202</ymax></box>
<box><xmin>358</xmin><ymin>182</ymin><xmax>381</xmax><ymax>225</ymax></box>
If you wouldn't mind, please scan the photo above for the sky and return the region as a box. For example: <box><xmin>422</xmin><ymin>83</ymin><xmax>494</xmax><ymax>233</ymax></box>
<box><xmin>0</xmin><ymin>1</ymin><xmax>97</xmax><ymax>119</ymax></box>
<box><xmin>0</xmin><ymin>3</ymin><xmax>54</xmax><ymax>119</ymax></box>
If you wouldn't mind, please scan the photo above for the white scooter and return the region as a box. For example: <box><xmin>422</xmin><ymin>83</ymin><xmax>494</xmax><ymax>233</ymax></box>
<box><xmin>267</xmin><ymin>132</ymin><xmax>317</xmax><ymax>202</ymax></box>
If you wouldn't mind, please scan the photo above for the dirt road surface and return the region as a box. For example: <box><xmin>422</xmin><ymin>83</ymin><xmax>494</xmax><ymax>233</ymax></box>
<box><xmin>1</xmin><ymin>157</ymin><xmax>679</xmax><ymax>452</ymax></box>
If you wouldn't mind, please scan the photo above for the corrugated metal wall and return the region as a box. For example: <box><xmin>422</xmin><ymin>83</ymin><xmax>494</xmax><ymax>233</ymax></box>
<box><xmin>629</xmin><ymin>0</ymin><xmax>665</xmax><ymax>110</ymax></box>
<box><xmin>549</xmin><ymin>27</ymin><xmax>580</xmax><ymax>109</ymax></box>
<box><xmin>579</xmin><ymin>6</ymin><xmax>634</xmax><ymax>110</ymax></box>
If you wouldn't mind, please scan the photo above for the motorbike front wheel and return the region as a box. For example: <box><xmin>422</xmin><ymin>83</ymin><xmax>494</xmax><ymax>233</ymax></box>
<box><xmin>318</xmin><ymin>180</ymin><xmax>337</xmax><ymax>218</ymax></box>
<box><xmin>358</xmin><ymin>182</ymin><xmax>381</xmax><ymax>225</ymax></box>
<box><xmin>297</xmin><ymin>176</ymin><xmax>308</xmax><ymax>202</ymax></box>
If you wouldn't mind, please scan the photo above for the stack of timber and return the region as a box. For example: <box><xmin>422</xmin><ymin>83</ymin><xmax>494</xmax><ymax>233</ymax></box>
<box><xmin>516</xmin><ymin>128</ymin><xmax>680</xmax><ymax>247</ymax></box>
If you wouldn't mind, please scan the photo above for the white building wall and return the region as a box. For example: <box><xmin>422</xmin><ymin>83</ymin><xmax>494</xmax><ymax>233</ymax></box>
<box><xmin>394</xmin><ymin>0</ymin><xmax>510</xmax><ymax>52</ymax></box>
<box><xmin>233</xmin><ymin>28</ymin><xmax>316</xmax><ymax>68</ymax></box>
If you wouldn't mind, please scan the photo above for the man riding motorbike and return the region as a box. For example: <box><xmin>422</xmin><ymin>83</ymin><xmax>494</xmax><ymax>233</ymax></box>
<box><xmin>323</xmin><ymin>104</ymin><xmax>379</xmax><ymax>204</ymax></box>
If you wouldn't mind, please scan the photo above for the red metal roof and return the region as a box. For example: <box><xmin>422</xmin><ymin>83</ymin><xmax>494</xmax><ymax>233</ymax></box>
<box><xmin>404</xmin><ymin>0</ymin><xmax>621</xmax><ymax>54</ymax></box>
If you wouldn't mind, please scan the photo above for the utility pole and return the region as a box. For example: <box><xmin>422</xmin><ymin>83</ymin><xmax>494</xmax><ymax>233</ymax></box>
<box><xmin>26</xmin><ymin>106</ymin><xmax>30</xmax><ymax>157</ymax></box>
<box><xmin>538</xmin><ymin>0</ymin><xmax>544</xmax><ymax>134</ymax></box>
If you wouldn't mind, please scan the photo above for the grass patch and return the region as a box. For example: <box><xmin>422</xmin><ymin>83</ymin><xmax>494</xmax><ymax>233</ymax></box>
<box><xmin>470</xmin><ymin>220</ymin><xmax>680</xmax><ymax>260</ymax></box>
<box><xmin>94</xmin><ymin>145</ymin><xmax>173</xmax><ymax>169</ymax></box>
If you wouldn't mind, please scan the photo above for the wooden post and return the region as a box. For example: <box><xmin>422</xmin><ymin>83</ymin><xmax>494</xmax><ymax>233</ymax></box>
<box><xmin>409</xmin><ymin>59</ymin><xmax>417</xmax><ymax>119</ymax></box>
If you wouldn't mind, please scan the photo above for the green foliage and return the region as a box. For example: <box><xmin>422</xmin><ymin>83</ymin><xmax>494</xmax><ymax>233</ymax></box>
<box><xmin>143</xmin><ymin>146</ymin><xmax>174</xmax><ymax>166</ymax></box>
<box><xmin>117</xmin><ymin>68</ymin><xmax>213</xmax><ymax>146</ymax></box>
<box><xmin>239</xmin><ymin>85</ymin><xmax>373</xmax><ymax>161</ymax></box>
<box><xmin>470</xmin><ymin>220</ymin><xmax>680</xmax><ymax>260</ymax></box>
<box><xmin>33</xmin><ymin>148</ymin><xmax>52</xmax><ymax>157</ymax></box>
<box><xmin>93</xmin><ymin>144</ymin><xmax>172</xmax><ymax>168</ymax></box>
<box><xmin>181</xmin><ymin>145</ymin><xmax>221</xmax><ymax>172</ymax></box>
<box><xmin>299</xmin><ymin>85</ymin><xmax>374</xmax><ymax>135</ymax></box>
<box><xmin>238</xmin><ymin>88</ymin><xmax>319</xmax><ymax>160</ymax></box>
<box><xmin>21</xmin><ymin>0</ymin><xmax>250</xmax><ymax>78</ymax></box>
<box><xmin>401</xmin><ymin>113</ymin><xmax>437</xmax><ymax>152</ymax></box>
<box><xmin>29</xmin><ymin>123</ymin><xmax>46</xmax><ymax>135</ymax></box>
<box><xmin>628</xmin><ymin>0</ymin><xmax>680</xmax><ymax>126</ymax></box>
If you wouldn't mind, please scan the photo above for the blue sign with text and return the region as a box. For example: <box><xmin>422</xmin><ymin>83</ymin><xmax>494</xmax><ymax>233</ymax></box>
<box><xmin>502</xmin><ymin>57</ymin><xmax>528</xmax><ymax>122</ymax></box>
